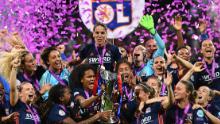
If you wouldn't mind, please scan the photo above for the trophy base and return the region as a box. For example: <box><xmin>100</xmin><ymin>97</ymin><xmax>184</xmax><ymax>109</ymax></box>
<box><xmin>98</xmin><ymin>116</ymin><xmax>119</xmax><ymax>124</ymax></box>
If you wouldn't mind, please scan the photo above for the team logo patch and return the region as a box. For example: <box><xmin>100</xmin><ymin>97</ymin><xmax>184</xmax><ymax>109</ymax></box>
<box><xmin>145</xmin><ymin>107</ymin><xmax>151</xmax><ymax>114</ymax></box>
<box><xmin>79</xmin><ymin>0</ymin><xmax>145</xmax><ymax>38</ymax></box>
<box><xmin>59</xmin><ymin>109</ymin><xmax>66</xmax><ymax>116</ymax></box>
<box><xmin>197</xmin><ymin>110</ymin><xmax>204</xmax><ymax>118</ymax></box>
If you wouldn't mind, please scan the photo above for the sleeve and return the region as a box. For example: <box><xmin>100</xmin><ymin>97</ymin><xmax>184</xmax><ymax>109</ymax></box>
<box><xmin>39</xmin><ymin>71</ymin><xmax>50</xmax><ymax>100</ymax></box>
<box><xmin>39</xmin><ymin>72</ymin><xmax>47</xmax><ymax>87</ymax></box>
<box><xmin>47</xmin><ymin>105</ymin><xmax>68</xmax><ymax>123</ymax></box>
<box><xmin>73</xmin><ymin>88</ymin><xmax>84</xmax><ymax>99</ymax></box>
<box><xmin>12</xmin><ymin>100</ymin><xmax>22</xmax><ymax>112</ymax></box>
<box><xmin>152</xmin><ymin>32</ymin><xmax>165</xmax><ymax>58</ymax></box>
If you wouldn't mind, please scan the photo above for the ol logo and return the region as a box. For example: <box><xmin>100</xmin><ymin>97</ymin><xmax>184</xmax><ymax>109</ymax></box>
<box><xmin>79</xmin><ymin>0</ymin><xmax>145</xmax><ymax>38</ymax></box>
<box><xmin>197</xmin><ymin>110</ymin><xmax>204</xmax><ymax>118</ymax></box>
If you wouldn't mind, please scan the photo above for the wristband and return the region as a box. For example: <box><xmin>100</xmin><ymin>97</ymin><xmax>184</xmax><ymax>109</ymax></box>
<box><xmin>149</xmin><ymin>28</ymin><xmax>156</xmax><ymax>35</ymax></box>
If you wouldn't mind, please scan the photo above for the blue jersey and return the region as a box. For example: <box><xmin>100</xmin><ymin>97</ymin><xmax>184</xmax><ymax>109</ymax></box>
<box><xmin>134</xmin><ymin>64</ymin><xmax>149</xmax><ymax>77</ymax></box>
<box><xmin>139</xmin><ymin>102</ymin><xmax>163</xmax><ymax>124</ymax></box>
<box><xmin>47</xmin><ymin>104</ymin><xmax>69</xmax><ymax>124</ymax></box>
<box><xmin>40</xmin><ymin>68</ymin><xmax>70</xmax><ymax>100</ymax></box>
<box><xmin>13</xmin><ymin>100</ymin><xmax>41</xmax><ymax>124</ymax></box>
<box><xmin>145</xmin><ymin>33</ymin><xmax>165</xmax><ymax>76</ymax></box>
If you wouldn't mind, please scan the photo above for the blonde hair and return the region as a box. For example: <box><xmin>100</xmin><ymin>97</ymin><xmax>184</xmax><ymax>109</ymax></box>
<box><xmin>0</xmin><ymin>30</ymin><xmax>27</xmax><ymax>81</ymax></box>
<box><xmin>0</xmin><ymin>50</ymin><xmax>27</xmax><ymax>81</ymax></box>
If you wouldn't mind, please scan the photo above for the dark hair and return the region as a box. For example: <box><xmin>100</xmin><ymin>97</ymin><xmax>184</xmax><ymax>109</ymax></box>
<box><xmin>40</xmin><ymin>46</ymin><xmax>58</xmax><ymax>67</ymax></box>
<box><xmin>179</xmin><ymin>80</ymin><xmax>197</xmax><ymax>103</ymax></box>
<box><xmin>48</xmin><ymin>84</ymin><xmax>67</xmax><ymax>104</ymax></box>
<box><xmin>69</xmin><ymin>64</ymin><xmax>96</xmax><ymax>90</ymax></box>
<box><xmin>93</xmin><ymin>22</ymin><xmax>107</xmax><ymax>32</ymax></box>
<box><xmin>176</xmin><ymin>46</ymin><xmax>189</xmax><ymax>53</ymax></box>
<box><xmin>138</xmin><ymin>83</ymin><xmax>155</xmax><ymax>99</ymax></box>
<box><xmin>115</xmin><ymin>58</ymin><xmax>132</xmax><ymax>73</ymax></box>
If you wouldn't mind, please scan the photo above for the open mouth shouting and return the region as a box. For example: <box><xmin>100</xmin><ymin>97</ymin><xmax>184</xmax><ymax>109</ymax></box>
<box><xmin>88</xmin><ymin>81</ymin><xmax>94</xmax><ymax>90</ymax></box>
<box><xmin>196</xmin><ymin>92</ymin><xmax>205</xmax><ymax>102</ymax></box>
<box><xmin>55</xmin><ymin>60</ymin><xmax>62</xmax><ymax>69</ymax></box>
<box><xmin>122</xmin><ymin>73</ymin><xmax>129</xmax><ymax>82</ymax></box>
<box><xmin>28</xmin><ymin>93</ymin><xmax>35</xmax><ymax>101</ymax></box>
<box><xmin>156</xmin><ymin>66</ymin><xmax>163</xmax><ymax>71</ymax></box>
<box><xmin>203</xmin><ymin>48</ymin><xmax>214</xmax><ymax>57</ymax></box>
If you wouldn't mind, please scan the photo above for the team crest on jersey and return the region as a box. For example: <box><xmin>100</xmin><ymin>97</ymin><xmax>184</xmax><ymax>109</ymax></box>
<box><xmin>79</xmin><ymin>0</ymin><xmax>145</xmax><ymax>38</ymax></box>
<box><xmin>145</xmin><ymin>107</ymin><xmax>151</xmax><ymax>113</ymax></box>
<box><xmin>197</xmin><ymin>110</ymin><xmax>204</xmax><ymax>117</ymax></box>
<box><xmin>59</xmin><ymin>109</ymin><xmax>66</xmax><ymax>116</ymax></box>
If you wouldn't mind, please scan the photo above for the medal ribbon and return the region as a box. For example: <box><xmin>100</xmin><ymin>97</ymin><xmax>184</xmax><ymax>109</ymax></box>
<box><xmin>49</xmin><ymin>70</ymin><xmax>66</xmax><ymax>86</ymax></box>
<box><xmin>175</xmin><ymin>104</ymin><xmax>191</xmax><ymax>124</ymax></box>
<box><xmin>203</xmin><ymin>59</ymin><xmax>216</xmax><ymax>80</ymax></box>
<box><xmin>26</xmin><ymin>104</ymin><xmax>39</xmax><ymax>124</ymax></box>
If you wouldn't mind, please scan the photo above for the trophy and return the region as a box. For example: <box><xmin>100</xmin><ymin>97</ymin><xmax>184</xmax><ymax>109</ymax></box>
<box><xmin>99</xmin><ymin>69</ymin><xmax>119</xmax><ymax>124</ymax></box>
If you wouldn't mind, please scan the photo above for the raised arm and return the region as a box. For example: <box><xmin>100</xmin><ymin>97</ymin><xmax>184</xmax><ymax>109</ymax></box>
<box><xmin>75</xmin><ymin>95</ymin><xmax>100</xmax><ymax>108</ymax></box>
<box><xmin>140</xmin><ymin>15</ymin><xmax>165</xmax><ymax>57</ymax></box>
<box><xmin>173</xmin><ymin>15</ymin><xmax>184</xmax><ymax>48</ymax></box>
<box><xmin>161</xmin><ymin>73</ymin><xmax>174</xmax><ymax>109</ymax></box>
<box><xmin>9</xmin><ymin>57</ymin><xmax>20</xmax><ymax>106</ymax></box>
<box><xmin>181</xmin><ymin>62</ymin><xmax>204</xmax><ymax>81</ymax></box>
<box><xmin>174</xmin><ymin>54</ymin><xmax>193</xmax><ymax>69</ymax></box>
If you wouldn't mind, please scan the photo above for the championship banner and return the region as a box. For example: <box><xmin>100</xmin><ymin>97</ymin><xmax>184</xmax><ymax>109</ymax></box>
<box><xmin>79</xmin><ymin>0</ymin><xmax>145</xmax><ymax>39</ymax></box>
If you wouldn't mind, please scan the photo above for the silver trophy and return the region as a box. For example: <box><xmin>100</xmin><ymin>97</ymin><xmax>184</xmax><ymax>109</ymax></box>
<box><xmin>99</xmin><ymin>70</ymin><xmax>119</xmax><ymax>124</ymax></box>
